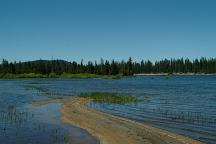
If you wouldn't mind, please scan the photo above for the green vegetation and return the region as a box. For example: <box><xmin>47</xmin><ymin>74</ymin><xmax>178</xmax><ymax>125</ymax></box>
<box><xmin>59</xmin><ymin>73</ymin><xmax>123</xmax><ymax>79</ymax></box>
<box><xmin>0</xmin><ymin>73</ymin><xmax>47</xmax><ymax>79</ymax></box>
<box><xmin>163</xmin><ymin>76</ymin><xmax>170</xmax><ymax>80</ymax></box>
<box><xmin>25</xmin><ymin>85</ymin><xmax>76</xmax><ymax>98</ymax></box>
<box><xmin>29</xmin><ymin>82</ymin><xmax>49</xmax><ymax>84</ymax></box>
<box><xmin>0</xmin><ymin>57</ymin><xmax>216</xmax><ymax>78</ymax></box>
<box><xmin>79</xmin><ymin>92</ymin><xmax>137</xmax><ymax>103</ymax></box>
<box><xmin>0</xmin><ymin>73</ymin><xmax>123</xmax><ymax>79</ymax></box>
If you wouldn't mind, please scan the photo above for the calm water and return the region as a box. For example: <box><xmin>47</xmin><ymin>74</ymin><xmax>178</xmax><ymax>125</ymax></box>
<box><xmin>0</xmin><ymin>75</ymin><xmax>216</xmax><ymax>144</ymax></box>
<box><xmin>0</xmin><ymin>80</ymin><xmax>99</xmax><ymax>144</ymax></box>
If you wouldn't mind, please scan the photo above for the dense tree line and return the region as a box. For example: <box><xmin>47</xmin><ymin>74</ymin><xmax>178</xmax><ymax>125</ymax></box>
<box><xmin>0</xmin><ymin>57</ymin><xmax>216</xmax><ymax>76</ymax></box>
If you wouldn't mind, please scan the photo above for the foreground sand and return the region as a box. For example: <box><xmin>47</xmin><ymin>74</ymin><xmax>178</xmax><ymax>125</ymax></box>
<box><xmin>33</xmin><ymin>98</ymin><xmax>204</xmax><ymax>144</ymax></box>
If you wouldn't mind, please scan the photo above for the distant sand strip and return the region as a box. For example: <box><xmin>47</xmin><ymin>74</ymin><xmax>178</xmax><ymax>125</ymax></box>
<box><xmin>32</xmin><ymin>98</ymin><xmax>204</xmax><ymax>144</ymax></box>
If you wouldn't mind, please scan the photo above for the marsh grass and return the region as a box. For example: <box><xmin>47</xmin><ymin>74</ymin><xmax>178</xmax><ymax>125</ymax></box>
<box><xmin>79</xmin><ymin>92</ymin><xmax>137</xmax><ymax>104</ymax></box>
<box><xmin>0</xmin><ymin>103</ymin><xmax>70</xmax><ymax>143</ymax></box>
<box><xmin>163</xmin><ymin>76</ymin><xmax>170</xmax><ymax>80</ymax></box>
<box><xmin>43</xmin><ymin>92</ymin><xmax>74</xmax><ymax>97</ymax></box>
<box><xmin>135</xmin><ymin>93</ymin><xmax>159</xmax><ymax>103</ymax></box>
<box><xmin>25</xmin><ymin>86</ymin><xmax>49</xmax><ymax>93</ymax></box>
<box><xmin>29</xmin><ymin>82</ymin><xmax>49</xmax><ymax>84</ymax></box>
<box><xmin>25</xmin><ymin>85</ymin><xmax>75</xmax><ymax>98</ymax></box>
<box><xmin>0</xmin><ymin>73</ymin><xmax>123</xmax><ymax>79</ymax></box>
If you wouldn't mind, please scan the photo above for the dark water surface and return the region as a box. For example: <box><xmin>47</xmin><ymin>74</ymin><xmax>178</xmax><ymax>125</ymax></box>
<box><xmin>0</xmin><ymin>75</ymin><xmax>216</xmax><ymax>144</ymax></box>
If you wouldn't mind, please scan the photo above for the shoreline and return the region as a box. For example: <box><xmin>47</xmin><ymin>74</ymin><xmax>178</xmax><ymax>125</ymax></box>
<box><xmin>134</xmin><ymin>73</ymin><xmax>169</xmax><ymax>76</ymax></box>
<box><xmin>0</xmin><ymin>73</ymin><xmax>123</xmax><ymax>79</ymax></box>
<box><xmin>1</xmin><ymin>72</ymin><xmax>216</xmax><ymax>79</ymax></box>
<box><xmin>134</xmin><ymin>73</ymin><xmax>216</xmax><ymax>76</ymax></box>
<box><xmin>32</xmin><ymin>98</ymin><xmax>204</xmax><ymax>144</ymax></box>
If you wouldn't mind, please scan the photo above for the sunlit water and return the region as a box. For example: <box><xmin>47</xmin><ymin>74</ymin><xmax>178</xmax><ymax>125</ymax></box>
<box><xmin>0</xmin><ymin>75</ymin><xmax>216</xmax><ymax>144</ymax></box>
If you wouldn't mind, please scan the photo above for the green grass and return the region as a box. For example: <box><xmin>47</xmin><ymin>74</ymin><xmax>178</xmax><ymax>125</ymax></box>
<box><xmin>29</xmin><ymin>82</ymin><xmax>48</xmax><ymax>84</ymax></box>
<box><xmin>0</xmin><ymin>73</ymin><xmax>123</xmax><ymax>79</ymax></box>
<box><xmin>0</xmin><ymin>73</ymin><xmax>47</xmax><ymax>79</ymax></box>
<box><xmin>79</xmin><ymin>92</ymin><xmax>137</xmax><ymax>104</ymax></box>
<box><xmin>59</xmin><ymin>73</ymin><xmax>123</xmax><ymax>79</ymax></box>
<box><xmin>60</xmin><ymin>73</ymin><xmax>99</xmax><ymax>78</ymax></box>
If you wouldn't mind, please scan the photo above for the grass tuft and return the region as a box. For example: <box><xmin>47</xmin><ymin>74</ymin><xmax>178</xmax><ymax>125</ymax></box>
<box><xmin>79</xmin><ymin>92</ymin><xmax>136</xmax><ymax>104</ymax></box>
<box><xmin>29</xmin><ymin>82</ymin><xmax>48</xmax><ymax>84</ymax></box>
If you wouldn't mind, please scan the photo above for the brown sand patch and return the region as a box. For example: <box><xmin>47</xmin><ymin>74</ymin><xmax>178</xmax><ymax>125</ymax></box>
<box><xmin>32</xmin><ymin>98</ymin><xmax>204</xmax><ymax>144</ymax></box>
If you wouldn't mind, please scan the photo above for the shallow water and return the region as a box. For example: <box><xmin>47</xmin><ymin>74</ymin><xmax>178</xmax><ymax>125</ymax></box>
<box><xmin>0</xmin><ymin>76</ymin><xmax>216</xmax><ymax>144</ymax></box>
<box><xmin>0</xmin><ymin>80</ymin><xmax>99</xmax><ymax>144</ymax></box>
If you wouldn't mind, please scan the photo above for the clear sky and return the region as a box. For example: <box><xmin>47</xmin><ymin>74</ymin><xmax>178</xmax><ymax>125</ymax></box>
<box><xmin>0</xmin><ymin>0</ymin><xmax>216</xmax><ymax>62</ymax></box>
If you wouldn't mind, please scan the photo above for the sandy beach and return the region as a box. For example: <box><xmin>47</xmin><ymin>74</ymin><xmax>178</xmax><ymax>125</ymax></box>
<box><xmin>32</xmin><ymin>98</ymin><xmax>204</xmax><ymax>144</ymax></box>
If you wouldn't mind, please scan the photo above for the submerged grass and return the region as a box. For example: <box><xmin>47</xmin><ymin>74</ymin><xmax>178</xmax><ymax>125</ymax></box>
<box><xmin>25</xmin><ymin>86</ymin><xmax>49</xmax><ymax>93</ymax></box>
<box><xmin>29</xmin><ymin>82</ymin><xmax>49</xmax><ymax>84</ymax></box>
<box><xmin>25</xmin><ymin>85</ymin><xmax>75</xmax><ymax>98</ymax></box>
<box><xmin>79</xmin><ymin>92</ymin><xmax>137</xmax><ymax>104</ymax></box>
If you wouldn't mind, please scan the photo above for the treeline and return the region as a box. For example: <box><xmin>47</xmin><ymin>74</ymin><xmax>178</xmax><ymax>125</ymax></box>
<box><xmin>0</xmin><ymin>57</ymin><xmax>216</xmax><ymax>76</ymax></box>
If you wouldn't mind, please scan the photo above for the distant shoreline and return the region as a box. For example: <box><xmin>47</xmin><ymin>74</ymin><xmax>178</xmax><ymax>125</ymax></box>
<box><xmin>0</xmin><ymin>73</ymin><xmax>123</xmax><ymax>79</ymax></box>
<box><xmin>134</xmin><ymin>73</ymin><xmax>216</xmax><ymax>76</ymax></box>
<box><xmin>1</xmin><ymin>58</ymin><xmax>216</xmax><ymax>79</ymax></box>
<box><xmin>134</xmin><ymin>73</ymin><xmax>169</xmax><ymax>76</ymax></box>
<box><xmin>0</xmin><ymin>72</ymin><xmax>215</xmax><ymax>79</ymax></box>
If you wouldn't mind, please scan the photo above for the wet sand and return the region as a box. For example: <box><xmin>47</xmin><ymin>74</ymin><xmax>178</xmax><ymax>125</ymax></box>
<box><xmin>32</xmin><ymin>98</ymin><xmax>204</xmax><ymax>144</ymax></box>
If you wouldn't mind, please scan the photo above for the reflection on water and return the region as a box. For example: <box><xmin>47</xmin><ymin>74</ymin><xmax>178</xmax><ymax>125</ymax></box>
<box><xmin>0</xmin><ymin>76</ymin><xmax>216</xmax><ymax>144</ymax></box>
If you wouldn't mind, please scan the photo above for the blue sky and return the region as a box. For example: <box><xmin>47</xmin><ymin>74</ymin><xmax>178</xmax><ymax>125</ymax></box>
<box><xmin>0</xmin><ymin>0</ymin><xmax>216</xmax><ymax>62</ymax></box>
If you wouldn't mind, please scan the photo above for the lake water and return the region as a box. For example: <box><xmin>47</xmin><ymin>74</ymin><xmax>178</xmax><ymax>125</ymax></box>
<box><xmin>0</xmin><ymin>80</ymin><xmax>99</xmax><ymax>144</ymax></box>
<box><xmin>0</xmin><ymin>75</ymin><xmax>216</xmax><ymax>144</ymax></box>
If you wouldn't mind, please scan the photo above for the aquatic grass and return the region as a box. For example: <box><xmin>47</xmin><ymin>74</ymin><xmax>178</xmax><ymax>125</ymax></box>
<box><xmin>135</xmin><ymin>93</ymin><xmax>159</xmax><ymax>102</ymax></box>
<box><xmin>42</xmin><ymin>92</ymin><xmax>74</xmax><ymax>97</ymax></box>
<box><xmin>0</xmin><ymin>104</ymin><xmax>70</xmax><ymax>143</ymax></box>
<box><xmin>150</xmin><ymin>107</ymin><xmax>216</xmax><ymax>127</ymax></box>
<box><xmin>24</xmin><ymin>85</ymin><xmax>49</xmax><ymax>93</ymax></box>
<box><xmin>29</xmin><ymin>82</ymin><xmax>49</xmax><ymax>84</ymax></box>
<box><xmin>163</xmin><ymin>76</ymin><xmax>170</xmax><ymax>80</ymax></box>
<box><xmin>79</xmin><ymin>92</ymin><xmax>137</xmax><ymax>104</ymax></box>
<box><xmin>0</xmin><ymin>105</ymin><xmax>31</xmax><ymax>127</ymax></box>
<box><xmin>101</xmin><ymin>74</ymin><xmax>123</xmax><ymax>79</ymax></box>
<box><xmin>24</xmin><ymin>85</ymin><xmax>75</xmax><ymax>98</ymax></box>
